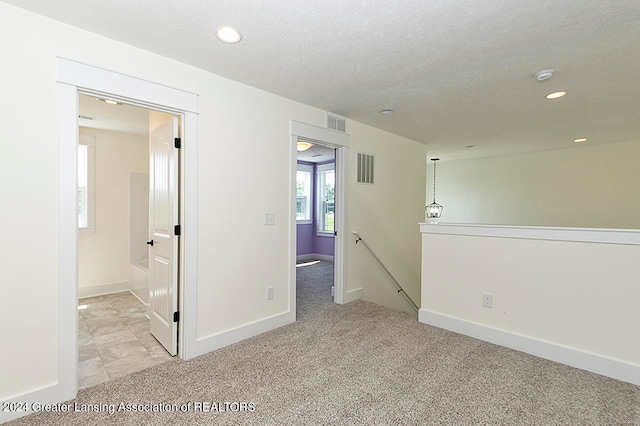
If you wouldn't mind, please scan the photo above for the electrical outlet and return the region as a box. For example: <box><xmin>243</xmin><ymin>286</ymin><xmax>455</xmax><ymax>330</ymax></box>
<box><xmin>264</xmin><ymin>212</ymin><xmax>275</xmax><ymax>226</ymax></box>
<box><xmin>482</xmin><ymin>293</ymin><xmax>493</xmax><ymax>309</ymax></box>
<box><xmin>267</xmin><ymin>287</ymin><xmax>274</xmax><ymax>300</ymax></box>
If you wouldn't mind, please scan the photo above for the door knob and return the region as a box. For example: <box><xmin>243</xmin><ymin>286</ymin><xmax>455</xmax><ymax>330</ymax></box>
<box><xmin>146</xmin><ymin>240</ymin><xmax>154</xmax><ymax>246</ymax></box>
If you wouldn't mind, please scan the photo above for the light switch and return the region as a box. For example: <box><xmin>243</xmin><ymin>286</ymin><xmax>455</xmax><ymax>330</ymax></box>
<box><xmin>264</xmin><ymin>212</ymin><xmax>275</xmax><ymax>226</ymax></box>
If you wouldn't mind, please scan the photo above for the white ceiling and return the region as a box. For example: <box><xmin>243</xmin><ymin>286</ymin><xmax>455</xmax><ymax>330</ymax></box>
<box><xmin>8</xmin><ymin>0</ymin><xmax>640</xmax><ymax>161</ymax></box>
<box><xmin>79</xmin><ymin>95</ymin><xmax>149</xmax><ymax>135</ymax></box>
<box><xmin>297</xmin><ymin>143</ymin><xmax>335</xmax><ymax>164</ymax></box>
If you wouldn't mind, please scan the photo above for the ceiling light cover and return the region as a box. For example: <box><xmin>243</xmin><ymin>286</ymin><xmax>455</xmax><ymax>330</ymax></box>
<box><xmin>573</xmin><ymin>137</ymin><xmax>588</xmax><ymax>143</ymax></box>
<box><xmin>297</xmin><ymin>141</ymin><xmax>313</xmax><ymax>152</ymax></box>
<box><xmin>216</xmin><ymin>26</ymin><xmax>242</xmax><ymax>43</ymax></box>
<box><xmin>97</xmin><ymin>98</ymin><xmax>120</xmax><ymax>105</ymax></box>
<box><xmin>546</xmin><ymin>91</ymin><xmax>567</xmax><ymax>100</ymax></box>
<box><xmin>378</xmin><ymin>108</ymin><xmax>394</xmax><ymax>114</ymax></box>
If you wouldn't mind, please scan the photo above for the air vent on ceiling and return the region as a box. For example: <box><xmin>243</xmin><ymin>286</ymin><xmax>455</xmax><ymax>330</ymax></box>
<box><xmin>357</xmin><ymin>152</ymin><xmax>374</xmax><ymax>185</ymax></box>
<box><xmin>327</xmin><ymin>114</ymin><xmax>346</xmax><ymax>132</ymax></box>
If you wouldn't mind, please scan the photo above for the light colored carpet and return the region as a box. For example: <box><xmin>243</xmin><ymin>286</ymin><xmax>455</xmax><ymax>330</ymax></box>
<box><xmin>9</xmin><ymin>261</ymin><xmax>640</xmax><ymax>425</ymax></box>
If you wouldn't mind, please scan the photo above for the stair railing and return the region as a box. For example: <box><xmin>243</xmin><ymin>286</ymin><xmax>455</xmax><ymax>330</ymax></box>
<box><xmin>352</xmin><ymin>231</ymin><xmax>419</xmax><ymax>311</ymax></box>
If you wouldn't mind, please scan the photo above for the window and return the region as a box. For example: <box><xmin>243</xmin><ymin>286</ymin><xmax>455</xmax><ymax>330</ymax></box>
<box><xmin>78</xmin><ymin>134</ymin><xmax>95</xmax><ymax>233</ymax></box>
<box><xmin>317</xmin><ymin>163</ymin><xmax>335</xmax><ymax>235</ymax></box>
<box><xmin>296</xmin><ymin>164</ymin><xmax>313</xmax><ymax>223</ymax></box>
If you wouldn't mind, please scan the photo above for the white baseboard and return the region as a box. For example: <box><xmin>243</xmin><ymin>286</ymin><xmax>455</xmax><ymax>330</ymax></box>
<box><xmin>77</xmin><ymin>281</ymin><xmax>131</xmax><ymax>299</ymax></box>
<box><xmin>185</xmin><ymin>311</ymin><xmax>295</xmax><ymax>360</ymax></box>
<box><xmin>419</xmin><ymin>309</ymin><xmax>640</xmax><ymax>386</ymax></box>
<box><xmin>344</xmin><ymin>287</ymin><xmax>363</xmax><ymax>303</ymax></box>
<box><xmin>296</xmin><ymin>253</ymin><xmax>334</xmax><ymax>262</ymax></box>
<box><xmin>0</xmin><ymin>382</ymin><xmax>72</xmax><ymax>424</ymax></box>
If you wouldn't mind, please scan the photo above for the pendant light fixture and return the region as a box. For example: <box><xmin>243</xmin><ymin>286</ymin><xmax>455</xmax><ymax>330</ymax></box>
<box><xmin>426</xmin><ymin>158</ymin><xmax>443</xmax><ymax>220</ymax></box>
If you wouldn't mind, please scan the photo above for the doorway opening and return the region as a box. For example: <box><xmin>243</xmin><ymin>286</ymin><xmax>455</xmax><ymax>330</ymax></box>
<box><xmin>57</xmin><ymin>58</ymin><xmax>198</xmax><ymax>403</ymax></box>
<box><xmin>296</xmin><ymin>142</ymin><xmax>336</xmax><ymax>317</ymax></box>
<box><xmin>76</xmin><ymin>94</ymin><xmax>179</xmax><ymax>389</ymax></box>
<box><xmin>290</xmin><ymin>120</ymin><xmax>350</xmax><ymax>320</ymax></box>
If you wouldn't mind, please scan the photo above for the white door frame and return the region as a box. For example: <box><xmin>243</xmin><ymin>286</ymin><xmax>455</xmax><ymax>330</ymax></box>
<box><xmin>290</xmin><ymin>121</ymin><xmax>349</xmax><ymax>314</ymax></box>
<box><xmin>57</xmin><ymin>58</ymin><xmax>199</xmax><ymax>401</ymax></box>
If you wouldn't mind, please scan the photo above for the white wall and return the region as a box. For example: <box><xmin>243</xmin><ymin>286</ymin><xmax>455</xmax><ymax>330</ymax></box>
<box><xmin>347</xmin><ymin>123</ymin><xmax>427</xmax><ymax>313</ymax></box>
<box><xmin>419</xmin><ymin>224</ymin><xmax>640</xmax><ymax>384</ymax></box>
<box><xmin>429</xmin><ymin>140</ymin><xmax>640</xmax><ymax>229</ymax></box>
<box><xmin>0</xmin><ymin>1</ymin><xmax>427</xmax><ymax>411</ymax></box>
<box><xmin>78</xmin><ymin>128</ymin><xmax>148</xmax><ymax>290</ymax></box>
<box><xmin>129</xmin><ymin>172</ymin><xmax>149</xmax><ymax>263</ymax></box>
<box><xmin>149</xmin><ymin>110</ymin><xmax>175</xmax><ymax>133</ymax></box>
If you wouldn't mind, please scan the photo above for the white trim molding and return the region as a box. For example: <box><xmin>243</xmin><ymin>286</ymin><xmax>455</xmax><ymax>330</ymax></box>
<box><xmin>296</xmin><ymin>254</ymin><xmax>334</xmax><ymax>263</ymax></box>
<box><xmin>291</xmin><ymin>120</ymin><xmax>350</xmax><ymax>147</ymax></box>
<box><xmin>57</xmin><ymin>58</ymin><xmax>198</xmax><ymax>113</ymax></box>
<box><xmin>57</xmin><ymin>81</ymin><xmax>79</xmax><ymax>405</ymax></box>
<box><xmin>290</xmin><ymin>120</ymin><xmax>350</xmax><ymax>313</ymax></box>
<box><xmin>44</xmin><ymin>58</ymin><xmax>200</xmax><ymax>424</ymax></box>
<box><xmin>179</xmin><ymin>111</ymin><xmax>199</xmax><ymax>360</ymax></box>
<box><xmin>77</xmin><ymin>282</ymin><xmax>131</xmax><ymax>299</ymax></box>
<box><xmin>420</xmin><ymin>222</ymin><xmax>640</xmax><ymax>245</ymax></box>
<box><xmin>419</xmin><ymin>309</ymin><xmax>640</xmax><ymax>386</ymax></box>
<box><xmin>0</xmin><ymin>384</ymin><xmax>63</xmax><ymax>423</ymax></box>
<box><xmin>188</xmin><ymin>311</ymin><xmax>295</xmax><ymax>359</ymax></box>
<box><xmin>344</xmin><ymin>288</ymin><xmax>364</xmax><ymax>304</ymax></box>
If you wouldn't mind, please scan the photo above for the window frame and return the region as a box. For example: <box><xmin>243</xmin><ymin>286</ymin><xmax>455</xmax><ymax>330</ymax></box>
<box><xmin>316</xmin><ymin>162</ymin><xmax>335</xmax><ymax>237</ymax></box>
<box><xmin>296</xmin><ymin>163</ymin><xmax>313</xmax><ymax>224</ymax></box>
<box><xmin>78</xmin><ymin>134</ymin><xmax>96</xmax><ymax>235</ymax></box>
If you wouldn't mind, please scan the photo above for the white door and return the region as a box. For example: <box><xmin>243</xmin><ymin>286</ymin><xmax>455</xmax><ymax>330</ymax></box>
<box><xmin>148</xmin><ymin>117</ymin><xmax>179</xmax><ymax>356</ymax></box>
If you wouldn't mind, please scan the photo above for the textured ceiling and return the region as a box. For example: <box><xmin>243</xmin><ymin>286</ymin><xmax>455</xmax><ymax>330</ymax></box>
<box><xmin>7</xmin><ymin>0</ymin><xmax>640</xmax><ymax>161</ymax></box>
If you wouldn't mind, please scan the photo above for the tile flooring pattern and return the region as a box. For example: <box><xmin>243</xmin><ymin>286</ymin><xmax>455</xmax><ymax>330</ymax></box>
<box><xmin>78</xmin><ymin>291</ymin><xmax>173</xmax><ymax>389</ymax></box>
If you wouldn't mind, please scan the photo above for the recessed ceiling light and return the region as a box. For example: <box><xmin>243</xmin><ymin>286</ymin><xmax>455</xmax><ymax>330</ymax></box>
<box><xmin>216</xmin><ymin>26</ymin><xmax>242</xmax><ymax>44</ymax></box>
<box><xmin>573</xmin><ymin>137</ymin><xmax>588</xmax><ymax>143</ymax></box>
<box><xmin>546</xmin><ymin>91</ymin><xmax>567</xmax><ymax>100</ymax></box>
<box><xmin>465</xmin><ymin>145</ymin><xmax>476</xmax><ymax>149</ymax></box>
<box><xmin>378</xmin><ymin>108</ymin><xmax>394</xmax><ymax>114</ymax></box>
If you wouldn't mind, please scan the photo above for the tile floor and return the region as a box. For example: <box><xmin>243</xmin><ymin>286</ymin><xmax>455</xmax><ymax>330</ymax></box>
<box><xmin>78</xmin><ymin>291</ymin><xmax>173</xmax><ymax>389</ymax></box>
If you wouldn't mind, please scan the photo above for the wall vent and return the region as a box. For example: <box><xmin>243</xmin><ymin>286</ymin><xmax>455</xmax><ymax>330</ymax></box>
<box><xmin>357</xmin><ymin>152</ymin><xmax>375</xmax><ymax>184</ymax></box>
<box><xmin>327</xmin><ymin>114</ymin><xmax>347</xmax><ymax>132</ymax></box>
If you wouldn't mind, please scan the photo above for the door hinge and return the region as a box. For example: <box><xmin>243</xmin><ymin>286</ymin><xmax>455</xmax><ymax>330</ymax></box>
<box><xmin>174</xmin><ymin>225</ymin><xmax>181</xmax><ymax>236</ymax></box>
<box><xmin>173</xmin><ymin>311</ymin><xmax>180</xmax><ymax>322</ymax></box>
<box><xmin>174</xmin><ymin>137</ymin><xmax>181</xmax><ymax>149</ymax></box>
